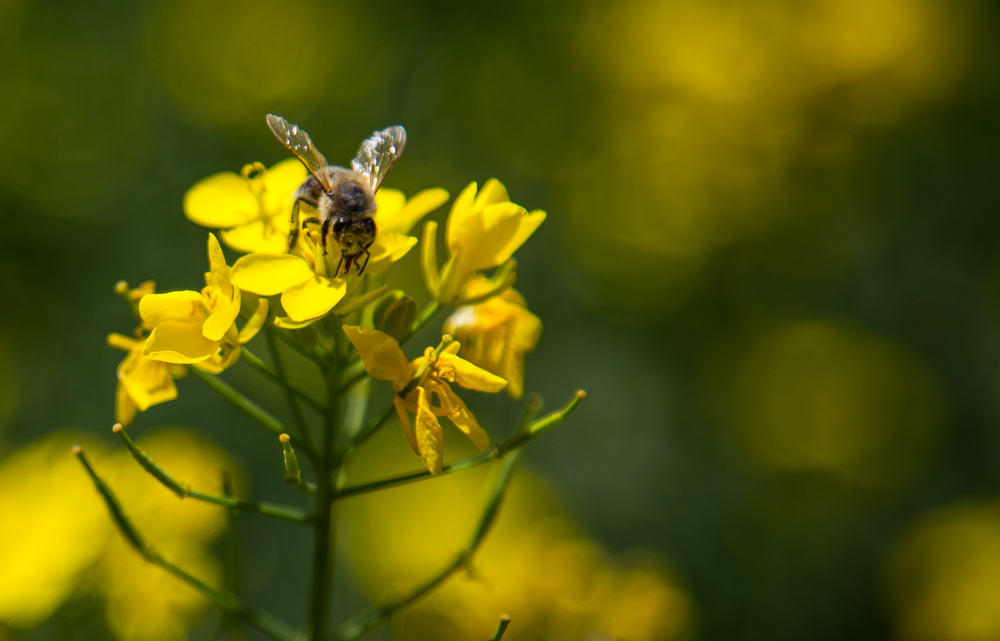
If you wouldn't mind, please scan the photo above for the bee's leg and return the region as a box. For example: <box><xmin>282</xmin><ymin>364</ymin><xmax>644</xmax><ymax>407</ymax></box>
<box><xmin>357</xmin><ymin>246</ymin><xmax>372</xmax><ymax>276</ymax></box>
<box><xmin>334</xmin><ymin>256</ymin><xmax>345</xmax><ymax>278</ymax></box>
<box><xmin>320</xmin><ymin>217</ymin><xmax>333</xmax><ymax>255</ymax></box>
<box><xmin>286</xmin><ymin>200</ymin><xmax>303</xmax><ymax>252</ymax></box>
<box><xmin>301</xmin><ymin>216</ymin><xmax>321</xmax><ymax>229</ymax></box>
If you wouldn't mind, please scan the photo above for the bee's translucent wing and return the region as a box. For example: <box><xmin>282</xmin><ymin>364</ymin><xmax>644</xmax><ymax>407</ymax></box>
<box><xmin>351</xmin><ymin>126</ymin><xmax>407</xmax><ymax>192</ymax></box>
<box><xmin>266</xmin><ymin>114</ymin><xmax>334</xmax><ymax>193</ymax></box>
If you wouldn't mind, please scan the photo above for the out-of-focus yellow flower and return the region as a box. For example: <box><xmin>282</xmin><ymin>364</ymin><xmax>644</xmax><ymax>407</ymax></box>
<box><xmin>0</xmin><ymin>428</ymin><xmax>236</xmax><ymax>641</ymax></box>
<box><xmin>422</xmin><ymin>179</ymin><xmax>545</xmax><ymax>305</ymax></box>
<box><xmin>887</xmin><ymin>501</ymin><xmax>1000</xmax><ymax>641</ymax></box>
<box><xmin>100</xmin><ymin>537</ymin><xmax>220</xmax><ymax>641</ymax></box>
<box><xmin>140</xmin><ymin>234</ymin><xmax>268</xmax><ymax>373</ymax></box>
<box><xmin>0</xmin><ymin>433</ymin><xmax>112</xmax><ymax>629</ymax></box>
<box><xmin>343</xmin><ymin>326</ymin><xmax>506</xmax><ymax>473</ymax></box>
<box><xmin>232</xmin><ymin>188</ymin><xmax>447</xmax><ymax>325</ymax></box>
<box><xmin>100</xmin><ymin>429</ymin><xmax>234</xmax><ymax>641</ymax></box>
<box><xmin>184</xmin><ymin>159</ymin><xmax>307</xmax><ymax>254</ymax></box>
<box><xmin>340</xmin><ymin>432</ymin><xmax>692</xmax><ymax>641</ymax></box>
<box><xmin>107</xmin><ymin>333</ymin><xmax>186</xmax><ymax>427</ymax></box>
<box><xmin>443</xmin><ymin>277</ymin><xmax>541</xmax><ymax>400</ymax></box>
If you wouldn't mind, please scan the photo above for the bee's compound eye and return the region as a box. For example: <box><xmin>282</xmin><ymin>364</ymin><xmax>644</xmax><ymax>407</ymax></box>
<box><xmin>333</xmin><ymin>218</ymin><xmax>349</xmax><ymax>234</ymax></box>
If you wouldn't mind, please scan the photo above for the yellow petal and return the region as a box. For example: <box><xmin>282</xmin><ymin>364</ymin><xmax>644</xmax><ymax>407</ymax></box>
<box><xmin>394</xmin><ymin>395</ymin><xmax>420</xmax><ymax>456</ymax></box>
<box><xmin>474</xmin><ymin>178</ymin><xmax>510</xmax><ymax>208</ymax></box>
<box><xmin>183</xmin><ymin>171</ymin><xmax>257</xmax><ymax>228</ymax></box>
<box><xmin>273</xmin><ymin>315</ymin><xmax>322</xmax><ymax>329</ymax></box>
<box><xmin>437</xmin><ymin>353</ymin><xmax>507</xmax><ymax>392</ymax></box>
<box><xmin>119</xmin><ymin>363</ymin><xmax>178</xmax><ymax>411</ymax></box>
<box><xmin>501</xmin><ymin>346</ymin><xmax>525</xmax><ymax>400</ymax></box>
<box><xmin>281</xmin><ymin>275</ymin><xmax>345</xmax><ymax>322</ymax></box>
<box><xmin>231</xmin><ymin>253</ymin><xmax>314</xmax><ymax>296</ymax></box>
<box><xmin>375</xmin><ymin>188</ymin><xmax>406</xmax><ymax>226</ymax></box>
<box><xmin>421</xmin><ymin>221</ymin><xmax>440</xmax><ymax>294</ymax></box>
<box><xmin>115</xmin><ymin>381</ymin><xmax>138</xmax><ymax>427</ymax></box>
<box><xmin>433</xmin><ymin>381</ymin><xmax>490</xmax><ymax>449</ymax></box>
<box><xmin>206</xmin><ymin>233</ymin><xmax>233</xmax><ymax>300</ymax></box>
<box><xmin>493</xmin><ymin>209</ymin><xmax>546</xmax><ymax>266</ymax></box>
<box><xmin>238</xmin><ymin>298</ymin><xmax>269</xmax><ymax>344</ymax></box>
<box><xmin>508</xmin><ymin>305</ymin><xmax>542</xmax><ymax>351</ymax></box>
<box><xmin>143</xmin><ymin>321</ymin><xmax>217</xmax><ymax>363</ymax></box>
<box><xmin>458</xmin><ymin>203</ymin><xmax>528</xmax><ymax>271</ymax></box>
<box><xmin>388</xmin><ymin>187</ymin><xmax>449</xmax><ymax>235</ymax></box>
<box><xmin>139</xmin><ymin>291</ymin><xmax>206</xmax><ymax>327</ymax></box>
<box><xmin>364</xmin><ymin>232</ymin><xmax>417</xmax><ymax>275</ymax></box>
<box><xmin>445</xmin><ymin>181</ymin><xmax>478</xmax><ymax>254</ymax></box>
<box><xmin>261</xmin><ymin>158</ymin><xmax>307</xmax><ymax>214</ymax></box>
<box><xmin>203</xmin><ymin>287</ymin><xmax>241</xmax><ymax>342</ymax></box>
<box><xmin>342</xmin><ymin>326</ymin><xmax>411</xmax><ymax>386</ymax></box>
<box><xmin>107</xmin><ymin>333</ymin><xmax>139</xmax><ymax>353</ymax></box>
<box><xmin>415</xmin><ymin>387</ymin><xmax>443</xmax><ymax>474</ymax></box>
<box><xmin>221</xmin><ymin>221</ymin><xmax>289</xmax><ymax>254</ymax></box>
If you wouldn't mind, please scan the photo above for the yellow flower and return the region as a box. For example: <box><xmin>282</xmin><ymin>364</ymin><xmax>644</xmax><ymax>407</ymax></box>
<box><xmin>184</xmin><ymin>159</ymin><xmax>307</xmax><ymax>254</ymax></box>
<box><xmin>140</xmin><ymin>234</ymin><xmax>268</xmax><ymax>373</ymax></box>
<box><xmin>422</xmin><ymin>179</ymin><xmax>545</xmax><ymax>305</ymax></box>
<box><xmin>443</xmin><ymin>277</ymin><xmax>541</xmax><ymax>400</ymax></box>
<box><xmin>0</xmin><ymin>433</ymin><xmax>111</xmax><ymax>628</ymax></box>
<box><xmin>343</xmin><ymin>326</ymin><xmax>506</xmax><ymax>473</ymax></box>
<box><xmin>232</xmin><ymin>188</ymin><xmax>448</xmax><ymax>325</ymax></box>
<box><xmin>107</xmin><ymin>333</ymin><xmax>186</xmax><ymax>427</ymax></box>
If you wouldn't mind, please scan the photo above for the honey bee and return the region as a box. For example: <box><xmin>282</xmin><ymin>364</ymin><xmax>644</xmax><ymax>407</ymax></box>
<box><xmin>266</xmin><ymin>114</ymin><xmax>407</xmax><ymax>276</ymax></box>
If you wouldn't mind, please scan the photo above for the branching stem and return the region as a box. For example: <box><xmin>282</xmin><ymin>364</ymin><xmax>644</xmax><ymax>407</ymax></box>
<box><xmin>74</xmin><ymin>447</ymin><xmax>304</xmax><ymax>641</ymax></box>
<box><xmin>113</xmin><ymin>424</ymin><xmax>313</xmax><ymax>524</ymax></box>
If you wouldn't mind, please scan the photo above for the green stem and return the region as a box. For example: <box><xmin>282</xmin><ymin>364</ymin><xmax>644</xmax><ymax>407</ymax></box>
<box><xmin>334</xmin><ymin>451</ymin><xmax>523</xmax><ymax>641</ymax></box>
<box><xmin>219</xmin><ymin>472</ymin><xmax>241</xmax><ymax>638</ymax></box>
<box><xmin>308</xmin><ymin>322</ymin><xmax>343</xmax><ymax>641</ymax></box>
<box><xmin>242</xmin><ymin>346</ymin><xmax>327</xmax><ymax>414</ymax></box>
<box><xmin>74</xmin><ymin>447</ymin><xmax>304</xmax><ymax>641</ymax></box>
<box><xmin>190</xmin><ymin>367</ymin><xmax>319</xmax><ymax>463</ymax></box>
<box><xmin>490</xmin><ymin>616</ymin><xmax>512</xmax><ymax>641</ymax></box>
<box><xmin>260</xmin><ymin>334</ymin><xmax>320</xmax><ymax>454</ymax></box>
<box><xmin>334</xmin><ymin>391</ymin><xmax>583</xmax><ymax>501</ymax></box>
<box><xmin>113</xmin><ymin>424</ymin><xmax>313</xmax><ymax>525</ymax></box>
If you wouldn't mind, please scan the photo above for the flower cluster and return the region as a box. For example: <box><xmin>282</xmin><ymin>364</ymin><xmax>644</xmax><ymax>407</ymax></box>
<box><xmin>110</xmin><ymin>147</ymin><xmax>545</xmax><ymax>471</ymax></box>
<box><xmin>91</xmin><ymin>120</ymin><xmax>585</xmax><ymax>641</ymax></box>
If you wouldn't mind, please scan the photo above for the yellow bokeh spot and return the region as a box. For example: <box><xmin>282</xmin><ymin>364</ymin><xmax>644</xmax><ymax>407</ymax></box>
<box><xmin>141</xmin><ymin>0</ymin><xmax>337</xmax><ymax>128</ymax></box>
<box><xmin>722</xmin><ymin>319</ymin><xmax>943</xmax><ymax>485</ymax></box>
<box><xmin>340</xmin><ymin>428</ymin><xmax>691</xmax><ymax>641</ymax></box>
<box><xmin>564</xmin><ymin>0</ymin><xmax>970</xmax><ymax>315</ymax></box>
<box><xmin>0</xmin><ymin>433</ymin><xmax>112</xmax><ymax>628</ymax></box>
<box><xmin>888</xmin><ymin>501</ymin><xmax>1000</xmax><ymax>641</ymax></box>
<box><xmin>0</xmin><ymin>429</ymin><xmax>236</xmax><ymax>640</ymax></box>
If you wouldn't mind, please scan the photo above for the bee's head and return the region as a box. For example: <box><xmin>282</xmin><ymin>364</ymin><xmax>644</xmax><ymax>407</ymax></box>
<box><xmin>333</xmin><ymin>216</ymin><xmax>376</xmax><ymax>254</ymax></box>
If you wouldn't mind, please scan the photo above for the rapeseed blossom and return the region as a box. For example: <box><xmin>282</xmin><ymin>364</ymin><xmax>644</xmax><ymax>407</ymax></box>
<box><xmin>343</xmin><ymin>326</ymin><xmax>506</xmax><ymax>473</ymax></box>
<box><xmin>443</xmin><ymin>277</ymin><xmax>541</xmax><ymax>400</ymax></box>
<box><xmin>140</xmin><ymin>234</ymin><xmax>267</xmax><ymax>372</ymax></box>
<box><xmin>422</xmin><ymin>179</ymin><xmax>545</xmax><ymax>305</ymax></box>
<box><xmin>232</xmin><ymin>188</ymin><xmax>448</xmax><ymax>324</ymax></box>
<box><xmin>184</xmin><ymin>159</ymin><xmax>306</xmax><ymax>254</ymax></box>
<box><xmin>107</xmin><ymin>281</ymin><xmax>187</xmax><ymax>426</ymax></box>
<box><xmin>107</xmin><ymin>332</ymin><xmax>186</xmax><ymax>427</ymax></box>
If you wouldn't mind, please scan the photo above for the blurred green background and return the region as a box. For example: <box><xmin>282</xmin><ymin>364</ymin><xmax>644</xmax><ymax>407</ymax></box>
<box><xmin>4</xmin><ymin>0</ymin><xmax>1000</xmax><ymax>639</ymax></box>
